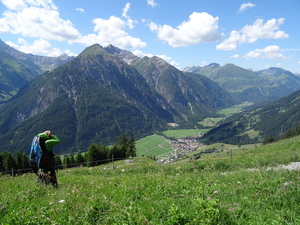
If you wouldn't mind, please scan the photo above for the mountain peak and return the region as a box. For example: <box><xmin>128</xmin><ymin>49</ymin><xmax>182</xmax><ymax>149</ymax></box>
<box><xmin>79</xmin><ymin>44</ymin><xmax>106</xmax><ymax>57</ymax></box>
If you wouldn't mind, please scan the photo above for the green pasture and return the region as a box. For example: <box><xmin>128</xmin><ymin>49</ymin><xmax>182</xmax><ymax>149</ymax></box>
<box><xmin>198</xmin><ymin>117</ymin><xmax>224</xmax><ymax>127</ymax></box>
<box><xmin>136</xmin><ymin>134</ymin><xmax>173</xmax><ymax>157</ymax></box>
<box><xmin>2</xmin><ymin>136</ymin><xmax>300</xmax><ymax>224</ymax></box>
<box><xmin>218</xmin><ymin>103</ymin><xmax>252</xmax><ymax>116</ymax></box>
<box><xmin>162</xmin><ymin>129</ymin><xmax>209</xmax><ymax>139</ymax></box>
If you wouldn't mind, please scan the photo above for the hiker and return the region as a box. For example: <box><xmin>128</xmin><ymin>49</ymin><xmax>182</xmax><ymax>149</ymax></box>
<box><xmin>38</xmin><ymin>130</ymin><xmax>61</xmax><ymax>187</ymax></box>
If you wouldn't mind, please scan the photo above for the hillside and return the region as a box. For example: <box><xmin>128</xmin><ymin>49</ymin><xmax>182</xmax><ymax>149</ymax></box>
<box><xmin>0</xmin><ymin>39</ymin><xmax>74</xmax><ymax>103</ymax></box>
<box><xmin>0</xmin><ymin>39</ymin><xmax>74</xmax><ymax>74</ymax></box>
<box><xmin>0</xmin><ymin>48</ymin><xmax>38</xmax><ymax>103</ymax></box>
<box><xmin>131</xmin><ymin>56</ymin><xmax>237</xmax><ymax>125</ymax></box>
<box><xmin>2</xmin><ymin>135</ymin><xmax>300</xmax><ymax>224</ymax></box>
<box><xmin>201</xmin><ymin>89</ymin><xmax>300</xmax><ymax>145</ymax></box>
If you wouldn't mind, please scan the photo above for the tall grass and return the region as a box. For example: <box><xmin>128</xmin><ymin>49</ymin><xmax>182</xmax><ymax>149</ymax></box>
<box><xmin>2</xmin><ymin>136</ymin><xmax>300</xmax><ymax>224</ymax></box>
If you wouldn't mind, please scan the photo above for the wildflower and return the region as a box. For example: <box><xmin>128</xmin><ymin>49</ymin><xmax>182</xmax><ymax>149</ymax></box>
<box><xmin>213</xmin><ymin>191</ymin><xmax>218</xmax><ymax>194</ymax></box>
<box><xmin>58</xmin><ymin>200</ymin><xmax>65</xmax><ymax>203</ymax></box>
<box><xmin>49</xmin><ymin>202</ymin><xmax>54</xmax><ymax>205</ymax></box>
<box><xmin>121</xmin><ymin>169</ymin><xmax>125</xmax><ymax>172</ymax></box>
<box><xmin>228</xmin><ymin>207</ymin><xmax>235</xmax><ymax>211</ymax></box>
<box><xmin>206</xmin><ymin>197</ymin><xmax>212</xmax><ymax>201</ymax></box>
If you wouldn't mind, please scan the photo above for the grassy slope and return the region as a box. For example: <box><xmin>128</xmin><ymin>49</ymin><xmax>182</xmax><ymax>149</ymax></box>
<box><xmin>2</xmin><ymin>136</ymin><xmax>300</xmax><ymax>224</ymax></box>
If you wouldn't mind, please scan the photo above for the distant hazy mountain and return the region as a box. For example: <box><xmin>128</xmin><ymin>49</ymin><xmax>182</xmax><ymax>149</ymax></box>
<box><xmin>184</xmin><ymin>63</ymin><xmax>299</xmax><ymax>103</ymax></box>
<box><xmin>254</xmin><ymin>67</ymin><xmax>300</xmax><ymax>91</ymax></box>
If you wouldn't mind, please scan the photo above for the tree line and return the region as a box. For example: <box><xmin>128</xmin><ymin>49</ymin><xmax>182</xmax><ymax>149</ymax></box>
<box><xmin>263</xmin><ymin>125</ymin><xmax>300</xmax><ymax>145</ymax></box>
<box><xmin>0</xmin><ymin>133</ymin><xmax>136</xmax><ymax>175</ymax></box>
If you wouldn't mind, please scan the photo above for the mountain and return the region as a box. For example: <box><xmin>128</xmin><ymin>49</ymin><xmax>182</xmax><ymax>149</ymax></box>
<box><xmin>131</xmin><ymin>56</ymin><xmax>238</xmax><ymax>125</ymax></box>
<box><xmin>0</xmin><ymin>48</ymin><xmax>39</xmax><ymax>103</ymax></box>
<box><xmin>0</xmin><ymin>44</ymin><xmax>239</xmax><ymax>155</ymax></box>
<box><xmin>0</xmin><ymin>39</ymin><xmax>74</xmax><ymax>73</ymax></box>
<box><xmin>0</xmin><ymin>39</ymin><xmax>74</xmax><ymax>103</ymax></box>
<box><xmin>255</xmin><ymin>67</ymin><xmax>300</xmax><ymax>91</ymax></box>
<box><xmin>201</xmin><ymin>89</ymin><xmax>300</xmax><ymax>145</ymax></box>
<box><xmin>185</xmin><ymin>63</ymin><xmax>297</xmax><ymax>103</ymax></box>
<box><xmin>104</xmin><ymin>44</ymin><xmax>138</xmax><ymax>64</ymax></box>
<box><xmin>0</xmin><ymin>44</ymin><xmax>176</xmax><ymax>154</ymax></box>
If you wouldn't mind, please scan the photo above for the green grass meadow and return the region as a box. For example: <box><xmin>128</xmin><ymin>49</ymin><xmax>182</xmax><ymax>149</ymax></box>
<box><xmin>136</xmin><ymin>134</ymin><xmax>173</xmax><ymax>157</ymax></box>
<box><xmin>2</xmin><ymin>136</ymin><xmax>300</xmax><ymax>224</ymax></box>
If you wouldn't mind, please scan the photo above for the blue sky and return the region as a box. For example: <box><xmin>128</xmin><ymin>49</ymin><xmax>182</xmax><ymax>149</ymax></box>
<box><xmin>0</xmin><ymin>0</ymin><xmax>299</xmax><ymax>73</ymax></box>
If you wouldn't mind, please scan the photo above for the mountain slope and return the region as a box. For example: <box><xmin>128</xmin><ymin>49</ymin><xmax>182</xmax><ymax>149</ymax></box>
<box><xmin>0</xmin><ymin>44</ymin><xmax>173</xmax><ymax>154</ymax></box>
<box><xmin>201</xmin><ymin>89</ymin><xmax>300</xmax><ymax>145</ymax></box>
<box><xmin>255</xmin><ymin>67</ymin><xmax>300</xmax><ymax>91</ymax></box>
<box><xmin>131</xmin><ymin>56</ymin><xmax>238</xmax><ymax>125</ymax></box>
<box><xmin>0</xmin><ymin>39</ymin><xmax>74</xmax><ymax>73</ymax></box>
<box><xmin>0</xmin><ymin>48</ymin><xmax>38</xmax><ymax>103</ymax></box>
<box><xmin>186</xmin><ymin>63</ymin><xmax>299</xmax><ymax>103</ymax></box>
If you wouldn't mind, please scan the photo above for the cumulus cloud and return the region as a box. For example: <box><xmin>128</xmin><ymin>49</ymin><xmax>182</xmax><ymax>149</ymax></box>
<box><xmin>0</xmin><ymin>0</ymin><xmax>81</xmax><ymax>42</ymax></box>
<box><xmin>243</xmin><ymin>45</ymin><xmax>289</xmax><ymax>60</ymax></box>
<box><xmin>132</xmin><ymin>49</ymin><xmax>171</xmax><ymax>61</ymax></box>
<box><xmin>238</xmin><ymin>3</ymin><xmax>256</xmax><ymax>13</ymax></box>
<box><xmin>122</xmin><ymin>3</ymin><xmax>130</xmax><ymax>18</ymax></box>
<box><xmin>76</xmin><ymin>16</ymin><xmax>146</xmax><ymax>49</ymax></box>
<box><xmin>121</xmin><ymin>3</ymin><xmax>138</xmax><ymax>29</ymax></box>
<box><xmin>149</xmin><ymin>12</ymin><xmax>222</xmax><ymax>47</ymax></box>
<box><xmin>229</xmin><ymin>54</ymin><xmax>239</xmax><ymax>58</ymax></box>
<box><xmin>147</xmin><ymin>0</ymin><xmax>158</xmax><ymax>7</ymax></box>
<box><xmin>76</xmin><ymin>8</ymin><xmax>85</xmax><ymax>13</ymax></box>
<box><xmin>216</xmin><ymin>18</ymin><xmax>289</xmax><ymax>51</ymax></box>
<box><xmin>6</xmin><ymin>38</ymin><xmax>76</xmax><ymax>56</ymax></box>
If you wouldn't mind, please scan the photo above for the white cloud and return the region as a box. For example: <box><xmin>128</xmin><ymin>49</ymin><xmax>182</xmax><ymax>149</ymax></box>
<box><xmin>76</xmin><ymin>8</ymin><xmax>85</xmax><ymax>13</ymax></box>
<box><xmin>147</xmin><ymin>0</ymin><xmax>158</xmax><ymax>7</ymax></box>
<box><xmin>0</xmin><ymin>1</ymin><xmax>81</xmax><ymax>42</ymax></box>
<box><xmin>216</xmin><ymin>18</ymin><xmax>289</xmax><ymax>51</ymax></box>
<box><xmin>0</xmin><ymin>0</ymin><xmax>26</xmax><ymax>11</ymax></box>
<box><xmin>170</xmin><ymin>61</ymin><xmax>179</xmax><ymax>67</ymax></box>
<box><xmin>121</xmin><ymin>3</ymin><xmax>137</xmax><ymax>29</ymax></box>
<box><xmin>244</xmin><ymin>45</ymin><xmax>289</xmax><ymax>60</ymax></box>
<box><xmin>132</xmin><ymin>49</ymin><xmax>171</xmax><ymax>61</ymax></box>
<box><xmin>238</xmin><ymin>3</ymin><xmax>256</xmax><ymax>13</ymax></box>
<box><xmin>229</xmin><ymin>54</ymin><xmax>239</xmax><ymax>58</ymax></box>
<box><xmin>149</xmin><ymin>12</ymin><xmax>222</xmax><ymax>47</ymax></box>
<box><xmin>122</xmin><ymin>3</ymin><xmax>130</xmax><ymax>18</ymax></box>
<box><xmin>298</xmin><ymin>61</ymin><xmax>300</xmax><ymax>64</ymax></box>
<box><xmin>6</xmin><ymin>38</ymin><xmax>76</xmax><ymax>56</ymax></box>
<box><xmin>132</xmin><ymin>49</ymin><xmax>153</xmax><ymax>58</ymax></box>
<box><xmin>76</xmin><ymin>16</ymin><xmax>146</xmax><ymax>49</ymax></box>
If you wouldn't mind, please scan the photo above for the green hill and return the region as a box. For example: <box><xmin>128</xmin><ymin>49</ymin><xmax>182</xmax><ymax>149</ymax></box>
<box><xmin>2</xmin><ymin>135</ymin><xmax>300</xmax><ymax>224</ymax></box>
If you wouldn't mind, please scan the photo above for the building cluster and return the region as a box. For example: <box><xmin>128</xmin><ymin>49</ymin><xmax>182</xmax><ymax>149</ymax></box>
<box><xmin>156</xmin><ymin>135</ymin><xmax>203</xmax><ymax>164</ymax></box>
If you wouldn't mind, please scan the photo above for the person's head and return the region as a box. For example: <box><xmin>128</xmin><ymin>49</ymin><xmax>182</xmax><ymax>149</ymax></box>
<box><xmin>44</xmin><ymin>130</ymin><xmax>53</xmax><ymax>138</ymax></box>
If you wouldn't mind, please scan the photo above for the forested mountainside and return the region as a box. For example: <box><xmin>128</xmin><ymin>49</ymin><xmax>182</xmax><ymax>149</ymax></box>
<box><xmin>201</xmin><ymin>89</ymin><xmax>300</xmax><ymax>145</ymax></box>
